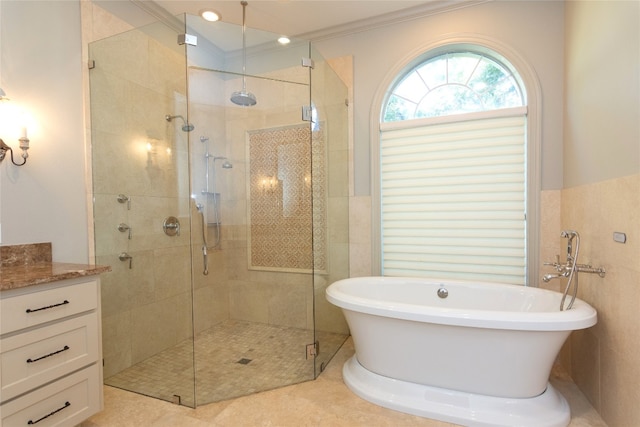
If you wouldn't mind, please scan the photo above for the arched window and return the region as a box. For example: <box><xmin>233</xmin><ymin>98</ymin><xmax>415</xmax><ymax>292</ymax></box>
<box><xmin>383</xmin><ymin>52</ymin><xmax>524</xmax><ymax>121</ymax></box>
<box><xmin>379</xmin><ymin>49</ymin><xmax>530</xmax><ymax>285</ymax></box>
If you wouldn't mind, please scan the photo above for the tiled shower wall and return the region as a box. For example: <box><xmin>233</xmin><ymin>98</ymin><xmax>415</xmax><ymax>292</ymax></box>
<box><xmin>88</xmin><ymin>26</ymin><xmax>194</xmax><ymax>378</ymax></box>
<box><xmin>216</xmin><ymin>60</ymin><xmax>350</xmax><ymax>335</ymax></box>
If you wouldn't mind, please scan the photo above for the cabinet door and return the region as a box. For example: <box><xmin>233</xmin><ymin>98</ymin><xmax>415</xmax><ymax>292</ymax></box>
<box><xmin>1</xmin><ymin>313</ymin><xmax>99</xmax><ymax>400</ymax></box>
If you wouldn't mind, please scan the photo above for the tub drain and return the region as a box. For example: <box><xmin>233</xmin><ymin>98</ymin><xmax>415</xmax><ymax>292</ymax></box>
<box><xmin>437</xmin><ymin>287</ymin><xmax>448</xmax><ymax>299</ymax></box>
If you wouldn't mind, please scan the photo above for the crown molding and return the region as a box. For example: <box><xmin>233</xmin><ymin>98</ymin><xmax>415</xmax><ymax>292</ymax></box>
<box><xmin>296</xmin><ymin>0</ymin><xmax>492</xmax><ymax>42</ymax></box>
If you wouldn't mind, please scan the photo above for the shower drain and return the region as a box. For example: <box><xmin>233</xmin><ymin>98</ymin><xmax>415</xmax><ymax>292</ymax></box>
<box><xmin>237</xmin><ymin>358</ymin><xmax>252</xmax><ymax>365</ymax></box>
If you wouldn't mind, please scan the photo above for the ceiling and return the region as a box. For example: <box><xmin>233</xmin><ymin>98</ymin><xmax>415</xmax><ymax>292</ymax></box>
<box><xmin>93</xmin><ymin>0</ymin><xmax>474</xmax><ymax>41</ymax></box>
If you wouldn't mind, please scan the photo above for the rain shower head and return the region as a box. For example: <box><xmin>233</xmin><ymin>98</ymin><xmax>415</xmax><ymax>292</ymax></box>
<box><xmin>165</xmin><ymin>114</ymin><xmax>195</xmax><ymax>132</ymax></box>
<box><xmin>231</xmin><ymin>1</ymin><xmax>257</xmax><ymax>107</ymax></box>
<box><xmin>230</xmin><ymin>90</ymin><xmax>256</xmax><ymax>107</ymax></box>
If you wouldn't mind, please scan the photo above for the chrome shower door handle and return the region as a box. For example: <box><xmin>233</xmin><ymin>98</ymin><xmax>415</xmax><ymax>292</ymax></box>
<box><xmin>163</xmin><ymin>216</ymin><xmax>180</xmax><ymax>236</ymax></box>
<box><xmin>202</xmin><ymin>245</ymin><xmax>209</xmax><ymax>276</ymax></box>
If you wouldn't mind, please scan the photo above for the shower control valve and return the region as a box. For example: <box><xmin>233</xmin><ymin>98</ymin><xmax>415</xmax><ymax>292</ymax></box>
<box><xmin>117</xmin><ymin>223</ymin><xmax>132</xmax><ymax>239</ymax></box>
<box><xmin>117</xmin><ymin>194</ymin><xmax>131</xmax><ymax>210</ymax></box>
<box><xmin>118</xmin><ymin>252</ymin><xmax>133</xmax><ymax>269</ymax></box>
<box><xmin>163</xmin><ymin>216</ymin><xmax>180</xmax><ymax>236</ymax></box>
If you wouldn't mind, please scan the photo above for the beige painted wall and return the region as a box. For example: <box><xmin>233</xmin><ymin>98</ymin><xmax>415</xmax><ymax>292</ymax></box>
<box><xmin>315</xmin><ymin>0</ymin><xmax>565</xmax><ymax>195</ymax></box>
<box><xmin>564</xmin><ymin>0</ymin><xmax>640</xmax><ymax>188</ymax></box>
<box><xmin>0</xmin><ymin>1</ymin><xmax>89</xmax><ymax>262</ymax></box>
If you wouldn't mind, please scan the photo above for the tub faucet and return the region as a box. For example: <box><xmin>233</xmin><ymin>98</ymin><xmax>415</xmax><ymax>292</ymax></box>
<box><xmin>542</xmin><ymin>271</ymin><xmax>568</xmax><ymax>283</ymax></box>
<box><xmin>543</xmin><ymin>230</ymin><xmax>606</xmax><ymax>310</ymax></box>
<box><xmin>543</xmin><ymin>254</ymin><xmax>572</xmax><ymax>282</ymax></box>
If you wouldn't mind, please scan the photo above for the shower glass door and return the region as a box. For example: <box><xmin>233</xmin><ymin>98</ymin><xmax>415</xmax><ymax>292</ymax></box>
<box><xmin>185</xmin><ymin>16</ymin><xmax>318</xmax><ymax>406</ymax></box>
<box><xmin>309</xmin><ymin>47</ymin><xmax>351</xmax><ymax>375</ymax></box>
<box><xmin>89</xmin><ymin>17</ymin><xmax>197</xmax><ymax>406</ymax></box>
<box><xmin>90</xmin><ymin>10</ymin><xmax>350</xmax><ymax>409</ymax></box>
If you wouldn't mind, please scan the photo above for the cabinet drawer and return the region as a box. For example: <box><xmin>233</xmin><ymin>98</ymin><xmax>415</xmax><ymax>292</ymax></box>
<box><xmin>1</xmin><ymin>280</ymin><xmax>98</xmax><ymax>335</ymax></box>
<box><xmin>0</xmin><ymin>364</ymin><xmax>101</xmax><ymax>427</ymax></box>
<box><xmin>1</xmin><ymin>313</ymin><xmax>99</xmax><ymax>401</ymax></box>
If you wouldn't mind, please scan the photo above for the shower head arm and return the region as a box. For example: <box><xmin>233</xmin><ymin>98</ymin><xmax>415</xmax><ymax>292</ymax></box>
<box><xmin>165</xmin><ymin>114</ymin><xmax>194</xmax><ymax>132</ymax></box>
<box><xmin>241</xmin><ymin>1</ymin><xmax>248</xmax><ymax>89</ymax></box>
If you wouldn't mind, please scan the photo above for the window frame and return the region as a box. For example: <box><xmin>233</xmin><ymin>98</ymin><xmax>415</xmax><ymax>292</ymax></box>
<box><xmin>370</xmin><ymin>38</ymin><xmax>542</xmax><ymax>286</ymax></box>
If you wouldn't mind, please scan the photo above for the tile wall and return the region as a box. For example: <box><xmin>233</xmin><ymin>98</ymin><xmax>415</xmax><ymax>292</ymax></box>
<box><xmin>561</xmin><ymin>173</ymin><xmax>640</xmax><ymax>426</ymax></box>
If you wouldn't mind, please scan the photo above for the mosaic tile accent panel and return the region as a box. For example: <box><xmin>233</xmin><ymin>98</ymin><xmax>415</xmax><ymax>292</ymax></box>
<box><xmin>248</xmin><ymin>124</ymin><xmax>326</xmax><ymax>272</ymax></box>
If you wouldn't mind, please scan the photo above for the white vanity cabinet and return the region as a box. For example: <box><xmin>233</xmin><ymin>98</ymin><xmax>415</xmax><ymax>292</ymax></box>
<box><xmin>0</xmin><ymin>277</ymin><xmax>103</xmax><ymax>426</ymax></box>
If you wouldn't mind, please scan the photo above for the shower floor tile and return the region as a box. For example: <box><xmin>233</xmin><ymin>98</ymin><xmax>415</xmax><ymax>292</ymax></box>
<box><xmin>105</xmin><ymin>320</ymin><xmax>347</xmax><ymax>407</ymax></box>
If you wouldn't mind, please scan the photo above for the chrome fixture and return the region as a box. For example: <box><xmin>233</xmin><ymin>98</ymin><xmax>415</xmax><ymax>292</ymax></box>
<box><xmin>117</xmin><ymin>223</ymin><xmax>132</xmax><ymax>239</ymax></box>
<box><xmin>543</xmin><ymin>230</ymin><xmax>605</xmax><ymax>310</ymax></box>
<box><xmin>163</xmin><ymin>216</ymin><xmax>181</xmax><ymax>236</ymax></box>
<box><xmin>200</xmin><ymin>135</ymin><xmax>233</xmax><ymax>249</ymax></box>
<box><xmin>0</xmin><ymin>136</ymin><xmax>29</xmax><ymax>166</ymax></box>
<box><xmin>437</xmin><ymin>286</ymin><xmax>448</xmax><ymax>299</ymax></box>
<box><xmin>119</xmin><ymin>252</ymin><xmax>133</xmax><ymax>269</ymax></box>
<box><xmin>0</xmin><ymin>88</ymin><xmax>29</xmax><ymax>166</ymax></box>
<box><xmin>230</xmin><ymin>1</ymin><xmax>257</xmax><ymax>106</ymax></box>
<box><xmin>117</xmin><ymin>194</ymin><xmax>131</xmax><ymax>209</ymax></box>
<box><xmin>165</xmin><ymin>114</ymin><xmax>194</xmax><ymax>132</ymax></box>
<box><xmin>214</xmin><ymin>156</ymin><xmax>233</xmax><ymax>169</ymax></box>
<box><xmin>196</xmin><ymin>203</ymin><xmax>209</xmax><ymax>276</ymax></box>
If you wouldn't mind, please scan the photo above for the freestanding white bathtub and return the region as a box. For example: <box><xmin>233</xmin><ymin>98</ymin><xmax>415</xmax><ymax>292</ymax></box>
<box><xmin>326</xmin><ymin>276</ymin><xmax>597</xmax><ymax>427</ymax></box>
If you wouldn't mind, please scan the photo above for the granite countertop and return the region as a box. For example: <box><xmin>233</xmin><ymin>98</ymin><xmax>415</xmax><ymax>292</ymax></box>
<box><xmin>0</xmin><ymin>262</ymin><xmax>112</xmax><ymax>291</ymax></box>
<box><xmin>0</xmin><ymin>242</ymin><xmax>111</xmax><ymax>291</ymax></box>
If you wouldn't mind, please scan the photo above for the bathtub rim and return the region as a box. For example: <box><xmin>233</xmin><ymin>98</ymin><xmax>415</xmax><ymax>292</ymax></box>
<box><xmin>326</xmin><ymin>276</ymin><xmax>597</xmax><ymax>331</ymax></box>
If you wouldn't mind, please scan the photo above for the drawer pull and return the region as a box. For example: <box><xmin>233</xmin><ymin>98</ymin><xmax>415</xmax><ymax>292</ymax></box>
<box><xmin>25</xmin><ymin>300</ymin><xmax>69</xmax><ymax>313</ymax></box>
<box><xmin>27</xmin><ymin>401</ymin><xmax>70</xmax><ymax>425</ymax></box>
<box><xmin>26</xmin><ymin>345</ymin><xmax>70</xmax><ymax>363</ymax></box>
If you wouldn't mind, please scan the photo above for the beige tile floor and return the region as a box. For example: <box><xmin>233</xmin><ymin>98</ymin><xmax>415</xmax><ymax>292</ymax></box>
<box><xmin>84</xmin><ymin>338</ymin><xmax>608</xmax><ymax>427</ymax></box>
<box><xmin>105</xmin><ymin>320</ymin><xmax>347</xmax><ymax>407</ymax></box>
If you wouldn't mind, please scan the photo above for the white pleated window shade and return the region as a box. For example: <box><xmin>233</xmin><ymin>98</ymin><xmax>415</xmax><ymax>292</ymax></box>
<box><xmin>380</xmin><ymin>108</ymin><xmax>527</xmax><ymax>285</ymax></box>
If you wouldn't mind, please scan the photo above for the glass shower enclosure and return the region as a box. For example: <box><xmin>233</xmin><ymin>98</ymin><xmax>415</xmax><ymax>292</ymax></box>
<box><xmin>89</xmin><ymin>13</ymin><xmax>349</xmax><ymax>407</ymax></box>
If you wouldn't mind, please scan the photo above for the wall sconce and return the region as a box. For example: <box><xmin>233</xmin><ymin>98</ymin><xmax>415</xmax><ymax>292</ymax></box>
<box><xmin>0</xmin><ymin>131</ymin><xmax>29</xmax><ymax>166</ymax></box>
<box><xmin>0</xmin><ymin>88</ymin><xmax>30</xmax><ymax>166</ymax></box>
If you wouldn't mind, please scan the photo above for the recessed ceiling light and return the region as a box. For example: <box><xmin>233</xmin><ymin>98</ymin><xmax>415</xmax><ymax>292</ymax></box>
<box><xmin>200</xmin><ymin>9</ymin><xmax>221</xmax><ymax>22</ymax></box>
<box><xmin>277</xmin><ymin>36</ymin><xmax>291</xmax><ymax>45</ymax></box>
